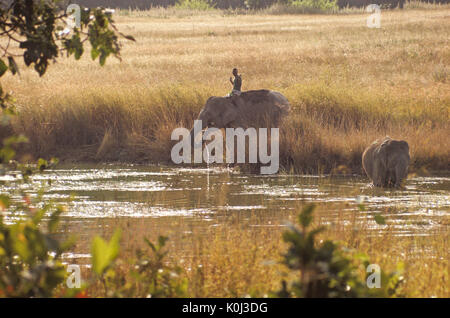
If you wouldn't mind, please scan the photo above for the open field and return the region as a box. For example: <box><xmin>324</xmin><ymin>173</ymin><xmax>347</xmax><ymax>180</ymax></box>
<box><xmin>2</xmin><ymin>7</ymin><xmax>449</xmax><ymax>173</ymax></box>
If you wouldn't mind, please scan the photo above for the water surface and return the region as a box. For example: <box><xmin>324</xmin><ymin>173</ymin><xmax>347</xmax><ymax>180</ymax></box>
<box><xmin>1</xmin><ymin>164</ymin><xmax>448</xmax><ymax>259</ymax></box>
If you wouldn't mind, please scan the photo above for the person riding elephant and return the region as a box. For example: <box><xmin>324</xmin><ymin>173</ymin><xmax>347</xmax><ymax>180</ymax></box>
<box><xmin>362</xmin><ymin>136</ymin><xmax>410</xmax><ymax>188</ymax></box>
<box><xmin>229</xmin><ymin>68</ymin><xmax>242</xmax><ymax>97</ymax></box>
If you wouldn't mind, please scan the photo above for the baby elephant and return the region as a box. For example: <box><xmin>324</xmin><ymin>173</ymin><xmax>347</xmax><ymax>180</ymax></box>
<box><xmin>362</xmin><ymin>137</ymin><xmax>410</xmax><ymax>188</ymax></box>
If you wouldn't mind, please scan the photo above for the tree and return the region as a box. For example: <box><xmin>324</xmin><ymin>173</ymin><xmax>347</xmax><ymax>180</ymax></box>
<box><xmin>0</xmin><ymin>1</ymin><xmax>133</xmax><ymax>297</ymax></box>
<box><xmin>0</xmin><ymin>0</ymin><xmax>134</xmax><ymax>109</ymax></box>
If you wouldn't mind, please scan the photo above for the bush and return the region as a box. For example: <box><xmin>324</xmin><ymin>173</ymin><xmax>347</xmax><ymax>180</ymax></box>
<box><xmin>175</xmin><ymin>0</ymin><xmax>216</xmax><ymax>10</ymax></box>
<box><xmin>0</xmin><ymin>112</ymin><xmax>72</xmax><ymax>297</ymax></box>
<box><xmin>90</xmin><ymin>234</ymin><xmax>188</xmax><ymax>297</ymax></box>
<box><xmin>261</xmin><ymin>0</ymin><xmax>338</xmax><ymax>14</ymax></box>
<box><xmin>0</xmin><ymin>203</ymin><xmax>73</xmax><ymax>297</ymax></box>
<box><xmin>276</xmin><ymin>204</ymin><xmax>404</xmax><ymax>297</ymax></box>
<box><xmin>290</xmin><ymin>0</ymin><xmax>338</xmax><ymax>12</ymax></box>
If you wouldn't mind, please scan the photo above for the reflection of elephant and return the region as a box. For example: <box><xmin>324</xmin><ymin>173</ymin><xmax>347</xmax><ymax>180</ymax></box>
<box><xmin>190</xmin><ymin>89</ymin><xmax>290</xmax><ymax>142</ymax></box>
<box><xmin>362</xmin><ymin>137</ymin><xmax>410</xmax><ymax>188</ymax></box>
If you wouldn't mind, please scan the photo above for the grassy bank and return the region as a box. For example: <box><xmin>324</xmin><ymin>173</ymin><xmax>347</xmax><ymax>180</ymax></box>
<box><xmin>2</xmin><ymin>8</ymin><xmax>449</xmax><ymax>173</ymax></box>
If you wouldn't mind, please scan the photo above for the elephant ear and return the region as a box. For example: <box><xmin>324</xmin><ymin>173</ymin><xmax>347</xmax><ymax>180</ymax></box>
<box><xmin>221</xmin><ymin>98</ymin><xmax>239</xmax><ymax>125</ymax></box>
<box><xmin>392</xmin><ymin>140</ymin><xmax>409</xmax><ymax>152</ymax></box>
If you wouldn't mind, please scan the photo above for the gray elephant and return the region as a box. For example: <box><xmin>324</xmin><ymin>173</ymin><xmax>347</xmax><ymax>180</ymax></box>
<box><xmin>362</xmin><ymin>137</ymin><xmax>410</xmax><ymax>188</ymax></box>
<box><xmin>190</xmin><ymin>89</ymin><xmax>290</xmax><ymax>142</ymax></box>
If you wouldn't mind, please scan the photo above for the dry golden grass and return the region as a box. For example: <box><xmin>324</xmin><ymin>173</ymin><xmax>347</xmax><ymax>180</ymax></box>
<box><xmin>183</xmin><ymin>204</ymin><xmax>448</xmax><ymax>297</ymax></box>
<box><xmin>2</xmin><ymin>8</ymin><xmax>449</xmax><ymax>172</ymax></box>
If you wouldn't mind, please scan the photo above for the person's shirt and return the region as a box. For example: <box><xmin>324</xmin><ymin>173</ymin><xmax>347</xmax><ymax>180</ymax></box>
<box><xmin>233</xmin><ymin>75</ymin><xmax>242</xmax><ymax>91</ymax></box>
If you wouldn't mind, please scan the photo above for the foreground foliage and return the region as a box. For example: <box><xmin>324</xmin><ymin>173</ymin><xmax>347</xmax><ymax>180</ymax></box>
<box><xmin>277</xmin><ymin>205</ymin><xmax>404</xmax><ymax>297</ymax></box>
<box><xmin>0</xmin><ymin>0</ymin><xmax>133</xmax><ymax>108</ymax></box>
<box><xmin>88</xmin><ymin>234</ymin><xmax>188</xmax><ymax>297</ymax></box>
<box><xmin>0</xmin><ymin>160</ymin><xmax>70</xmax><ymax>297</ymax></box>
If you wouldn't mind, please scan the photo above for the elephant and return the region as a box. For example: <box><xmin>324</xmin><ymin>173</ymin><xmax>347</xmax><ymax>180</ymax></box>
<box><xmin>190</xmin><ymin>89</ymin><xmax>290</xmax><ymax>143</ymax></box>
<box><xmin>362</xmin><ymin>137</ymin><xmax>410</xmax><ymax>188</ymax></box>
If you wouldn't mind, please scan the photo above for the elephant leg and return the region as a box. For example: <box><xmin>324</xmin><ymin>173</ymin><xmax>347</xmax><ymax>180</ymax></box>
<box><xmin>387</xmin><ymin>170</ymin><xmax>396</xmax><ymax>188</ymax></box>
<box><xmin>394</xmin><ymin>163</ymin><xmax>406</xmax><ymax>188</ymax></box>
<box><xmin>373</xmin><ymin>161</ymin><xmax>386</xmax><ymax>187</ymax></box>
<box><xmin>223</xmin><ymin>121</ymin><xmax>248</xmax><ymax>165</ymax></box>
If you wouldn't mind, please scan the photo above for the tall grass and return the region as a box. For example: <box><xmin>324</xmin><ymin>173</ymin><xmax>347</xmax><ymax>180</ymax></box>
<box><xmin>9</xmin><ymin>82</ymin><xmax>449</xmax><ymax>172</ymax></box>
<box><xmin>2</xmin><ymin>9</ymin><xmax>449</xmax><ymax>172</ymax></box>
<box><xmin>82</xmin><ymin>201</ymin><xmax>448</xmax><ymax>297</ymax></box>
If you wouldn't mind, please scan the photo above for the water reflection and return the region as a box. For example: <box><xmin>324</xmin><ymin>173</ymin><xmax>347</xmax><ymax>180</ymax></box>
<box><xmin>1</xmin><ymin>164</ymin><xmax>448</xmax><ymax>239</ymax></box>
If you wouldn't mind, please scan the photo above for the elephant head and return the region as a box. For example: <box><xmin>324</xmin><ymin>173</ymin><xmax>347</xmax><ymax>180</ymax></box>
<box><xmin>189</xmin><ymin>96</ymin><xmax>238</xmax><ymax>145</ymax></box>
<box><xmin>362</xmin><ymin>137</ymin><xmax>410</xmax><ymax>188</ymax></box>
<box><xmin>189</xmin><ymin>89</ymin><xmax>290</xmax><ymax>145</ymax></box>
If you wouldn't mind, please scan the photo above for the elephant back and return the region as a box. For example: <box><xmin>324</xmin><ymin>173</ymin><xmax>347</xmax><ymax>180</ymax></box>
<box><xmin>233</xmin><ymin>89</ymin><xmax>290</xmax><ymax>125</ymax></box>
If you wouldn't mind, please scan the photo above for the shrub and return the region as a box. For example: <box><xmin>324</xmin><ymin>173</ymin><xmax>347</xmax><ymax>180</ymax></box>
<box><xmin>0</xmin><ymin>202</ymin><xmax>71</xmax><ymax>297</ymax></box>
<box><xmin>0</xmin><ymin>112</ymin><xmax>72</xmax><ymax>297</ymax></box>
<box><xmin>290</xmin><ymin>0</ymin><xmax>339</xmax><ymax>13</ymax></box>
<box><xmin>276</xmin><ymin>204</ymin><xmax>404</xmax><ymax>297</ymax></box>
<box><xmin>90</xmin><ymin>235</ymin><xmax>188</xmax><ymax>297</ymax></box>
<box><xmin>261</xmin><ymin>0</ymin><xmax>338</xmax><ymax>14</ymax></box>
<box><xmin>175</xmin><ymin>0</ymin><xmax>216</xmax><ymax>10</ymax></box>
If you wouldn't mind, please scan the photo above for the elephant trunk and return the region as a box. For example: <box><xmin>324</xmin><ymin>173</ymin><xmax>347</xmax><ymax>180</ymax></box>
<box><xmin>189</xmin><ymin>110</ymin><xmax>209</xmax><ymax>147</ymax></box>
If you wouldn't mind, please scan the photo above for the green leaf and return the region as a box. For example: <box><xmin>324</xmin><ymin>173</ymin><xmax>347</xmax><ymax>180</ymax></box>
<box><xmin>123</xmin><ymin>35</ymin><xmax>136</xmax><ymax>41</ymax></box>
<box><xmin>99</xmin><ymin>52</ymin><xmax>107</xmax><ymax>66</ymax></box>
<box><xmin>91</xmin><ymin>47</ymin><xmax>100</xmax><ymax>60</ymax></box>
<box><xmin>48</xmin><ymin>206</ymin><xmax>64</xmax><ymax>233</ymax></box>
<box><xmin>0</xmin><ymin>59</ymin><xmax>7</xmax><ymax>77</ymax></box>
<box><xmin>298</xmin><ymin>204</ymin><xmax>315</xmax><ymax>228</ymax></box>
<box><xmin>158</xmin><ymin>235</ymin><xmax>168</xmax><ymax>249</ymax></box>
<box><xmin>91</xmin><ymin>229</ymin><xmax>121</xmax><ymax>276</ymax></box>
<box><xmin>0</xmin><ymin>147</ymin><xmax>15</xmax><ymax>163</ymax></box>
<box><xmin>374</xmin><ymin>213</ymin><xmax>386</xmax><ymax>225</ymax></box>
<box><xmin>38</xmin><ymin>158</ymin><xmax>48</xmax><ymax>171</ymax></box>
<box><xmin>144</xmin><ymin>237</ymin><xmax>156</xmax><ymax>252</ymax></box>
<box><xmin>3</xmin><ymin>135</ymin><xmax>28</xmax><ymax>147</ymax></box>
<box><xmin>0</xmin><ymin>194</ymin><xmax>11</xmax><ymax>210</ymax></box>
<box><xmin>8</xmin><ymin>57</ymin><xmax>19</xmax><ymax>75</ymax></box>
<box><xmin>32</xmin><ymin>207</ymin><xmax>47</xmax><ymax>225</ymax></box>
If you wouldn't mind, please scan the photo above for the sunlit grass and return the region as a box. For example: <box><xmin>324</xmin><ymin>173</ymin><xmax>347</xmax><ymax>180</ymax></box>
<box><xmin>78</xmin><ymin>201</ymin><xmax>448</xmax><ymax>297</ymax></box>
<box><xmin>2</xmin><ymin>8</ymin><xmax>449</xmax><ymax>172</ymax></box>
